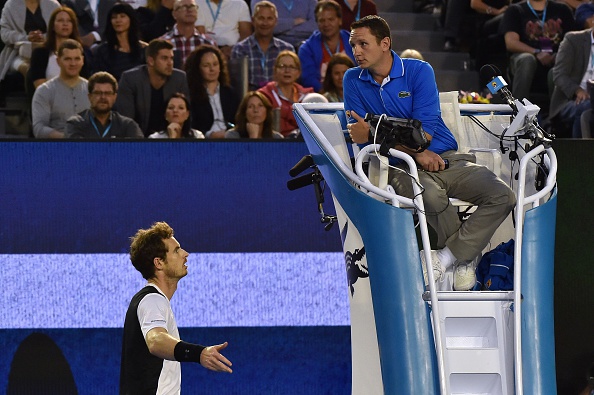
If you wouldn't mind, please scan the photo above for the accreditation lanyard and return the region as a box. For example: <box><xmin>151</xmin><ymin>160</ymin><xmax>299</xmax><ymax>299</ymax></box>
<box><xmin>526</xmin><ymin>0</ymin><xmax>547</xmax><ymax>26</ymax></box>
<box><xmin>323</xmin><ymin>40</ymin><xmax>341</xmax><ymax>58</ymax></box>
<box><xmin>280</xmin><ymin>0</ymin><xmax>293</xmax><ymax>12</ymax></box>
<box><xmin>206</xmin><ymin>0</ymin><xmax>223</xmax><ymax>29</ymax></box>
<box><xmin>90</xmin><ymin>115</ymin><xmax>112</xmax><ymax>138</ymax></box>
<box><xmin>343</xmin><ymin>0</ymin><xmax>361</xmax><ymax>22</ymax></box>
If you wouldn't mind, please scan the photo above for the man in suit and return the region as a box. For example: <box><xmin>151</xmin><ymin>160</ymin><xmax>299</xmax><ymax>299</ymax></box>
<box><xmin>61</xmin><ymin>0</ymin><xmax>116</xmax><ymax>48</ymax></box>
<box><xmin>115</xmin><ymin>39</ymin><xmax>190</xmax><ymax>136</ymax></box>
<box><xmin>549</xmin><ymin>24</ymin><xmax>594</xmax><ymax>138</ymax></box>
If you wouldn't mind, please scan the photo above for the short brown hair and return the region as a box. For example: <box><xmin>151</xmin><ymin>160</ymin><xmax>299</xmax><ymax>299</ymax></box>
<box><xmin>57</xmin><ymin>38</ymin><xmax>83</xmax><ymax>57</ymax></box>
<box><xmin>146</xmin><ymin>39</ymin><xmax>174</xmax><ymax>60</ymax></box>
<box><xmin>88</xmin><ymin>71</ymin><xmax>118</xmax><ymax>94</ymax></box>
<box><xmin>315</xmin><ymin>0</ymin><xmax>341</xmax><ymax>22</ymax></box>
<box><xmin>351</xmin><ymin>15</ymin><xmax>391</xmax><ymax>48</ymax></box>
<box><xmin>129</xmin><ymin>222</ymin><xmax>174</xmax><ymax>280</ymax></box>
<box><xmin>253</xmin><ymin>0</ymin><xmax>277</xmax><ymax>18</ymax></box>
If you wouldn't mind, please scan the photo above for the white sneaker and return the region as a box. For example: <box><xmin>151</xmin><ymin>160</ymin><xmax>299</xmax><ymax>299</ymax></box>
<box><xmin>420</xmin><ymin>250</ymin><xmax>445</xmax><ymax>285</ymax></box>
<box><xmin>453</xmin><ymin>261</ymin><xmax>477</xmax><ymax>291</ymax></box>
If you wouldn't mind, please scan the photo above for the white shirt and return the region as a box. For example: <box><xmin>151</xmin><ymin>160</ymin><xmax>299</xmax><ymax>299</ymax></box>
<box><xmin>195</xmin><ymin>0</ymin><xmax>251</xmax><ymax>46</ymax></box>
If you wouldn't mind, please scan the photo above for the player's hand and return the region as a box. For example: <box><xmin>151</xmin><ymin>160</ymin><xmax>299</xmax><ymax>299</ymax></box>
<box><xmin>413</xmin><ymin>149</ymin><xmax>447</xmax><ymax>172</ymax></box>
<box><xmin>200</xmin><ymin>342</ymin><xmax>233</xmax><ymax>373</ymax></box>
<box><xmin>346</xmin><ymin>110</ymin><xmax>370</xmax><ymax>144</ymax></box>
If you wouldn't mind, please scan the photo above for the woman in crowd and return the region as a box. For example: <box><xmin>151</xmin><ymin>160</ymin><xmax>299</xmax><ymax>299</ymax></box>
<box><xmin>225</xmin><ymin>91</ymin><xmax>283</xmax><ymax>139</ymax></box>
<box><xmin>28</xmin><ymin>6</ymin><xmax>84</xmax><ymax>89</ymax></box>
<box><xmin>92</xmin><ymin>2</ymin><xmax>147</xmax><ymax>81</ymax></box>
<box><xmin>149</xmin><ymin>93</ymin><xmax>205</xmax><ymax>139</ymax></box>
<box><xmin>321</xmin><ymin>53</ymin><xmax>354</xmax><ymax>103</ymax></box>
<box><xmin>258</xmin><ymin>50</ymin><xmax>313</xmax><ymax>138</ymax></box>
<box><xmin>0</xmin><ymin>0</ymin><xmax>60</xmax><ymax>82</ymax></box>
<box><xmin>184</xmin><ymin>45</ymin><xmax>239</xmax><ymax>138</ymax></box>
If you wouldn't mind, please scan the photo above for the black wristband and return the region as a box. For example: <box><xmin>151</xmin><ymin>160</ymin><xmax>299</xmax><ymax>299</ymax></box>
<box><xmin>174</xmin><ymin>341</ymin><xmax>206</xmax><ymax>363</ymax></box>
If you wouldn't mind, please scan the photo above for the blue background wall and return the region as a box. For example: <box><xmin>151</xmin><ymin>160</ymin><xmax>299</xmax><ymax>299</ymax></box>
<box><xmin>0</xmin><ymin>141</ymin><xmax>350</xmax><ymax>394</ymax></box>
<box><xmin>0</xmin><ymin>140</ymin><xmax>593</xmax><ymax>394</ymax></box>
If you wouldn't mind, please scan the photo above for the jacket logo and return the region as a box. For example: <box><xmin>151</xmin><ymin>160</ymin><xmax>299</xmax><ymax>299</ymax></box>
<box><xmin>398</xmin><ymin>91</ymin><xmax>411</xmax><ymax>98</ymax></box>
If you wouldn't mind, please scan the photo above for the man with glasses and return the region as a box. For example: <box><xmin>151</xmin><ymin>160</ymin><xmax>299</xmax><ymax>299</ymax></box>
<box><xmin>65</xmin><ymin>72</ymin><xmax>143</xmax><ymax>138</ymax></box>
<box><xmin>32</xmin><ymin>39</ymin><xmax>90</xmax><ymax>139</ymax></box>
<box><xmin>160</xmin><ymin>0</ymin><xmax>216</xmax><ymax>67</ymax></box>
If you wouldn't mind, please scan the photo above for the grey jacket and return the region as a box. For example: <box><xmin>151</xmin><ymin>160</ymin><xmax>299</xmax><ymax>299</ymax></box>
<box><xmin>114</xmin><ymin>65</ymin><xmax>190</xmax><ymax>134</ymax></box>
<box><xmin>550</xmin><ymin>29</ymin><xmax>593</xmax><ymax>119</ymax></box>
<box><xmin>0</xmin><ymin>0</ymin><xmax>59</xmax><ymax>81</ymax></box>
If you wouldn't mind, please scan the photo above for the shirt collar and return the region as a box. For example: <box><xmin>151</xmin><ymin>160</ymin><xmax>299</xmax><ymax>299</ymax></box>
<box><xmin>358</xmin><ymin>50</ymin><xmax>404</xmax><ymax>85</ymax></box>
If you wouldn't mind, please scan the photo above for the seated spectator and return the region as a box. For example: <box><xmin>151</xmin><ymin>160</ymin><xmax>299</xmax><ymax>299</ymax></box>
<box><xmin>184</xmin><ymin>44</ymin><xmax>239</xmax><ymax>138</ymax></box>
<box><xmin>298</xmin><ymin>0</ymin><xmax>355</xmax><ymax>92</ymax></box>
<box><xmin>65</xmin><ymin>71</ymin><xmax>143</xmax><ymax>138</ymax></box>
<box><xmin>148</xmin><ymin>92</ymin><xmax>205</xmax><ymax>138</ymax></box>
<box><xmin>160</xmin><ymin>0</ymin><xmax>215</xmax><ymax>68</ymax></box>
<box><xmin>91</xmin><ymin>2</ymin><xmax>147</xmax><ymax>81</ymax></box>
<box><xmin>321</xmin><ymin>52</ymin><xmax>353</xmax><ymax>102</ymax></box>
<box><xmin>549</xmin><ymin>18</ymin><xmax>594</xmax><ymax>137</ymax></box>
<box><xmin>0</xmin><ymin>0</ymin><xmax>59</xmax><ymax>82</ymax></box>
<box><xmin>225</xmin><ymin>90</ymin><xmax>283</xmax><ymax>138</ymax></box>
<box><xmin>500</xmin><ymin>0</ymin><xmax>574</xmax><ymax>104</ymax></box>
<box><xmin>400</xmin><ymin>48</ymin><xmax>424</xmax><ymax>60</ymax></box>
<box><xmin>115</xmin><ymin>38</ymin><xmax>190</xmax><ymax>136</ymax></box>
<box><xmin>230</xmin><ymin>0</ymin><xmax>295</xmax><ymax>91</ymax></box>
<box><xmin>195</xmin><ymin>0</ymin><xmax>252</xmax><ymax>59</ymax></box>
<box><xmin>32</xmin><ymin>39</ymin><xmax>90</xmax><ymax>138</ymax></box>
<box><xmin>61</xmin><ymin>0</ymin><xmax>116</xmax><ymax>48</ymax></box>
<box><xmin>575</xmin><ymin>3</ymin><xmax>594</xmax><ymax>30</ymax></box>
<box><xmin>258</xmin><ymin>50</ymin><xmax>313</xmax><ymax>137</ymax></box>
<box><xmin>339</xmin><ymin>0</ymin><xmax>377</xmax><ymax>31</ymax></box>
<box><xmin>251</xmin><ymin>0</ymin><xmax>317</xmax><ymax>47</ymax></box>
<box><xmin>29</xmin><ymin>6</ymin><xmax>88</xmax><ymax>89</ymax></box>
<box><xmin>470</xmin><ymin>0</ymin><xmax>516</xmax><ymax>68</ymax></box>
<box><xmin>136</xmin><ymin>0</ymin><xmax>175</xmax><ymax>41</ymax></box>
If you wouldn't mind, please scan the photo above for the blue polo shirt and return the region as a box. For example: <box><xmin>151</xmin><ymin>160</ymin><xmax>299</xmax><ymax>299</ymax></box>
<box><xmin>343</xmin><ymin>51</ymin><xmax>457</xmax><ymax>155</ymax></box>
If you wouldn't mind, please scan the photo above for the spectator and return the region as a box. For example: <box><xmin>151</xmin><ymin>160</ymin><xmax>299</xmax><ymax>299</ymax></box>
<box><xmin>298</xmin><ymin>0</ymin><xmax>355</xmax><ymax>92</ymax></box>
<box><xmin>400</xmin><ymin>48</ymin><xmax>424</xmax><ymax>60</ymax></box>
<box><xmin>338</xmin><ymin>0</ymin><xmax>377</xmax><ymax>31</ymax></box>
<box><xmin>115</xmin><ymin>39</ymin><xmax>190</xmax><ymax>136</ymax></box>
<box><xmin>184</xmin><ymin>44</ymin><xmax>239</xmax><ymax>138</ymax></box>
<box><xmin>559</xmin><ymin>0</ymin><xmax>589</xmax><ymax>13</ymax></box>
<box><xmin>91</xmin><ymin>2</ymin><xmax>147</xmax><ymax>81</ymax></box>
<box><xmin>225</xmin><ymin>90</ymin><xmax>283</xmax><ymax>138</ymax></box>
<box><xmin>137</xmin><ymin>0</ymin><xmax>175</xmax><ymax>41</ymax></box>
<box><xmin>251</xmin><ymin>0</ymin><xmax>317</xmax><ymax>47</ymax></box>
<box><xmin>575</xmin><ymin>3</ymin><xmax>594</xmax><ymax>29</ymax></box>
<box><xmin>62</xmin><ymin>0</ymin><xmax>117</xmax><ymax>48</ymax></box>
<box><xmin>195</xmin><ymin>0</ymin><xmax>252</xmax><ymax>59</ymax></box>
<box><xmin>148</xmin><ymin>92</ymin><xmax>205</xmax><ymax>138</ymax></box>
<box><xmin>470</xmin><ymin>0</ymin><xmax>517</xmax><ymax>68</ymax></box>
<box><xmin>258</xmin><ymin>50</ymin><xmax>313</xmax><ymax>137</ymax></box>
<box><xmin>549</xmin><ymin>24</ymin><xmax>593</xmax><ymax>138</ymax></box>
<box><xmin>500</xmin><ymin>0</ymin><xmax>574</xmax><ymax>104</ymax></box>
<box><xmin>29</xmin><ymin>6</ymin><xmax>87</xmax><ymax>89</ymax></box>
<box><xmin>0</xmin><ymin>0</ymin><xmax>59</xmax><ymax>82</ymax></box>
<box><xmin>160</xmin><ymin>0</ymin><xmax>215</xmax><ymax>68</ymax></box>
<box><xmin>32</xmin><ymin>39</ymin><xmax>90</xmax><ymax>138</ymax></box>
<box><xmin>230</xmin><ymin>0</ymin><xmax>295</xmax><ymax>91</ymax></box>
<box><xmin>321</xmin><ymin>52</ymin><xmax>354</xmax><ymax>102</ymax></box>
<box><xmin>65</xmin><ymin>71</ymin><xmax>143</xmax><ymax>138</ymax></box>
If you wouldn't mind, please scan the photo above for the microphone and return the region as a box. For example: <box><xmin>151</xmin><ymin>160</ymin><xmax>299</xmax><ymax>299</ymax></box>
<box><xmin>480</xmin><ymin>64</ymin><xmax>518</xmax><ymax>114</ymax></box>
<box><xmin>287</xmin><ymin>171</ymin><xmax>315</xmax><ymax>191</ymax></box>
<box><xmin>289</xmin><ymin>155</ymin><xmax>314</xmax><ymax>177</ymax></box>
